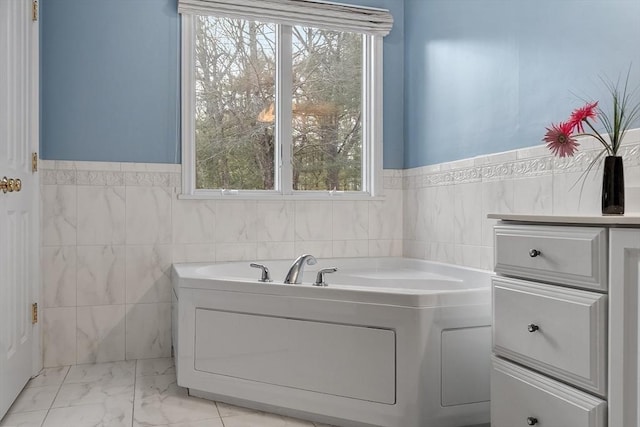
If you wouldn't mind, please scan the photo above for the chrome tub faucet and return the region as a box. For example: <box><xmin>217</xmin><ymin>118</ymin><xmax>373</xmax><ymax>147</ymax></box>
<box><xmin>284</xmin><ymin>254</ymin><xmax>317</xmax><ymax>284</ymax></box>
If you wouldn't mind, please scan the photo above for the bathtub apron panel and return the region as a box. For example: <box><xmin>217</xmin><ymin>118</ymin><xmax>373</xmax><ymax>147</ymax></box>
<box><xmin>194</xmin><ymin>309</ymin><xmax>396</xmax><ymax>404</ymax></box>
<box><xmin>172</xmin><ymin>257</ymin><xmax>493</xmax><ymax>427</ymax></box>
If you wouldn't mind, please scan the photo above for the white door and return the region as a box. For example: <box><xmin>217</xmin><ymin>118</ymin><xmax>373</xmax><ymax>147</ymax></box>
<box><xmin>0</xmin><ymin>0</ymin><xmax>40</xmax><ymax>418</ymax></box>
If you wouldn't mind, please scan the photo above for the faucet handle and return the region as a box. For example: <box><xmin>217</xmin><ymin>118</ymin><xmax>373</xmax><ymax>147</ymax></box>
<box><xmin>314</xmin><ymin>267</ymin><xmax>338</xmax><ymax>287</ymax></box>
<box><xmin>250</xmin><ymin>263</ymin><xmax>272</xmax><ymax>282</ymax></box>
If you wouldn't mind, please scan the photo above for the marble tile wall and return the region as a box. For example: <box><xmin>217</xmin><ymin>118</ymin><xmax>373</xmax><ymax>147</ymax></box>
<box><xmin>40</xmin><ymin>161</ymin><xmax>403</xmax><ymax>367</ymax></box>
<box><xmin>41</xmin><ymin>128</ymin><xmax>640</xmax><ymax>367</ymax></box>
<box><xmin>403</xmin><ymin>128</ymin><xmax>640</xmax><ymax>270</ymax></box>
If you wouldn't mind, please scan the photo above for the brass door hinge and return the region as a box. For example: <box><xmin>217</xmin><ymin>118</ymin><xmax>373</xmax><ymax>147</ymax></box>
<box><xmin>32</xmin><ymin>0</ymin><xmax>38</xmax><ymax>22</ymax></box>
<box><xmin>32</xmin><ymin>152</ymin><xmax>38</xmax><ymax>172</ymax></box>
<box><xmin>32</xmin><ymin>303</ymin><xmax>38</xmax><ymax>324</ymax></box>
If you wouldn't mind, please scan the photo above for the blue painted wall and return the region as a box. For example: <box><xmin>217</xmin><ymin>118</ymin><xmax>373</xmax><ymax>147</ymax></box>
<box><xmin>40</xmin><ymin>0</ymin><xmax>404</xmax><ymax>168</ymax></box>
<box><xmin>404</xmin><ymin>0</ymin><xmax>640</xmax><ymax>168</ymax></box>
<box><xmin>41</xmin><ymin>0</ymin><xmax>180</xmax><ymax>163</ymax></box>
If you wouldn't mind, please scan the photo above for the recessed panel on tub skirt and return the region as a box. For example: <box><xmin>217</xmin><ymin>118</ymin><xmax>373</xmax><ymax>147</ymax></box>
<box><xmin>194</xmin><ymin>308</ymin><xmax>396</xmax><ymax>404</ymax></box>
<box><xmin>441</xmin><ymin>326</ymin><xmax>491</xmax><ymax>407</ymax></box>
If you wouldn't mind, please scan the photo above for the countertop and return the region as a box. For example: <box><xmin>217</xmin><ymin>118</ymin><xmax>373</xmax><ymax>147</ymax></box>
<box><xmin>487</xmin><ymin>213</ymin><xmax>640</xmax><ymax>226</ymax></box>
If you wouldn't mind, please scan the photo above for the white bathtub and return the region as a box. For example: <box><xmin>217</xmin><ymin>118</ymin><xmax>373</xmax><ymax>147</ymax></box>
<box><xmin>171</xmin><ymin>257</ymin><xmax>492</xmax><ymax>427</ymax></box>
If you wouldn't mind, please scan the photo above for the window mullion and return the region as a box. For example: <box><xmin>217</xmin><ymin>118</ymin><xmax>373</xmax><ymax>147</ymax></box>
<box><xmin>276</xmin><ymin>25</ymin><xmax>293</xmax><ymax>194</ymax></box>
<box><xmin>181</xmin><ymin>15</ymin><xmax>196</xmax><ymax>195</ymax></box>
<box><xmin>371</xmin><ymin>36</ymin><xmax>384</xmax><ymax>196</ymax></box>
<box><xmin>363</xmin><ymin>34</ymin><xmax>383</xmax><ymax>197</ymax></box>
<box><xmin>362</xmin><ymin>34</ymin><xmax>371</xmax><ymax>195</ymax></box>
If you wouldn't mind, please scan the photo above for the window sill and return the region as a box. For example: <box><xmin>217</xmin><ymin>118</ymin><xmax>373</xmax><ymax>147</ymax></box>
<box><xmin>177</xmin><ymin>192</ymin><xmax>387</xmax><ymax>201</ymax></box>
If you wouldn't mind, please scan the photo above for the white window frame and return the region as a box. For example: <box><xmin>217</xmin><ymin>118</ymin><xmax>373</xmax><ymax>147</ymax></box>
<box><xmin>180</xmin><ymin>14</ymin><xmax>384</xmax><ymax>200</ymax></box>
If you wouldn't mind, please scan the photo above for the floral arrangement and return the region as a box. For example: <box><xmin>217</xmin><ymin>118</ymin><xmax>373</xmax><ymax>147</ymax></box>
<box><xmin>543</xmin><ymin>74</ymin><xmax>640</xmax><ymax>160</ymax></box>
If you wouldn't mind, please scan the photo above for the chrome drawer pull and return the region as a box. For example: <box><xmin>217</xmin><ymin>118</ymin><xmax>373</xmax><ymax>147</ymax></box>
<box><xmin>529</xmin><ymin>249</ymin><xmax>541</xmax><ymax>257</ymax></box>
<box><xmin>526</xmin><ymin>417</ymin><xmax>538</xmax><ymax>425</ymax></box>
<box><xmin>527</xmin><ymin>324</ymin><xmax>539</xmax><ymax>333</ymax></box>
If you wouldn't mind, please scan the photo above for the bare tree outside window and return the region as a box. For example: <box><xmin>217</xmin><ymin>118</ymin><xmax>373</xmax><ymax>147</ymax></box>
<box><xmin>195</xmin><ymin>16</ymin><xmax>276</xmax><ymax>190</ymax></box>
<box><xmin>292</xmin><ymin>26</ymin><xmax>363</xmax><ymax>191</ymax></box>
<box><xmin>194</xmin><ymin>17</ymin><xmax>363</xmax><ymax>192</ymax></box>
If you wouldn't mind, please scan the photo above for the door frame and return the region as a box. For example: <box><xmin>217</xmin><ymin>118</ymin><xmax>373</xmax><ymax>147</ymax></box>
<box><xmin>29</xmin><ymin>0</ymin><xmax>41</xmax><ymax>376</ymax></box>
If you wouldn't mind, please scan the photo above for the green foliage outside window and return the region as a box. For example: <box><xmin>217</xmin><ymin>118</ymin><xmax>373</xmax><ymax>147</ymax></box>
<box><xmin>194</xmin><ymin>16</ymin><xmax>363</xmax><ymax>191</ymax></box>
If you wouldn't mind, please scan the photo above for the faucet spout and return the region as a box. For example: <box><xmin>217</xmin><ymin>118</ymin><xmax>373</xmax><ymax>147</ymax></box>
<box><xmin>284</xmin><ymin>254</ymin><xmax>317</xmax><ymax>284</ymax></box>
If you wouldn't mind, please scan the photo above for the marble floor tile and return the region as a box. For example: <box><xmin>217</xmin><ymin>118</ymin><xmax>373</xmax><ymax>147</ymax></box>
<box><xmin>215</xmin><ymin>402</ymin><xmax>333</xmax><ymax>427</ymax></box>
<box><xmin>7</xmin><ymin>386</ymin><xmax>59</xmax><ymax>414</ymax></box>
<box><xmin>133</xmin><ymin>374</ymin><xmax>219</xmax><ymax>426</ymax></box>
<box><xmin>52</xmin><ymin>377</ymin><xmax>134</xmax><ymax>408</ymax></box>
<box><xmin>42</xmin><ymin>398</ymin><xmax>133</xmax><ymax>427</ymax></box>
<box><xmin>278</xmin><ymin>415</ymin><xmax>317</xmax><ymax>427</ymax></box>
<box><xmin>132</xmin><ymin>419</ymin><xmax>223</xmax><ymax>427</ymax></box>
<box><xmin>221</xmin><ymin>412</ymin><xmax>315</xmax><ymax>427</ymax></box>
<box><xmin>215</xmin><ymin>402</ymin><xmax>258</xmax><ymax>418</ymax></box>
<box><xmin>0</xmin><ymin>410</ymin><xmax>48</xmax><ymax>427</ymax></box>
<box><xmin>27</xmin><ymin>366</ymin><xmax>69</xmax><ymax>388</ymax></box>
<box><xmin>3</xmin><ymin>359</ymin><xmax>333</xmax><ymax>427</ymax></box>
<box><xmin>136</xmin><ymin>358</ymin><xmax>175</xmax><ymax>377</ymax></box>
<box><xmin>216</xmin><ymin>403</ymin><xmax>326</xmax><ymax>427</ymax></box>
<box><xmin>64</xmin><ymin>361</ymin><xmax>135</xmax><ymax>384</ymax></box>
<box><xmin>215</xmin><ymin>402</ymin><xmax>326</xmax><ymax>427</ymax></box>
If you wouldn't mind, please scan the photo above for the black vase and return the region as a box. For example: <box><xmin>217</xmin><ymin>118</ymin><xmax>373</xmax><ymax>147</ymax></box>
<box><xmin>602</xmin><ymin>156</ymin><xmax>625</xmax><ymax>215</ymax></box>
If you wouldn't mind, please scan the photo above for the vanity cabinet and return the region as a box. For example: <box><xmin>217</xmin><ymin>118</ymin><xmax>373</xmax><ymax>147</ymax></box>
<box><xmin>489</xmin><ymin>215</ymin><xmax>640</xmax><ymax>427</ymax></box>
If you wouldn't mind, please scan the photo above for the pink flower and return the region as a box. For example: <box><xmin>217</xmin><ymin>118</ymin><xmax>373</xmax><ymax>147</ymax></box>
<box><xmin>569</xmin><ymin>101</ymin><xmax>598</xmax><ymax>132</ymax></box>
<box><xmin>543</xmin><ymin>121</ymin><xmax>580</xmax><ymax>157</ymax></box>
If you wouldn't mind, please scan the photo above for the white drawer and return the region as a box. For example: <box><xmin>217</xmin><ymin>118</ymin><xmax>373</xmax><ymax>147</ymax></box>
<box><xmin>493</xmin><ymin>276</ymin><xmax>607</xmax><ymax>396</ymax></box>
<box><xmin>494</xmin><ymin>225</ymin><xmax>607</xmax><ymax>291</ymax></box>
<box><xmin>492</xmin><ymin>357</ymin><xmax>606</xmax><ymax>427</ymax></box>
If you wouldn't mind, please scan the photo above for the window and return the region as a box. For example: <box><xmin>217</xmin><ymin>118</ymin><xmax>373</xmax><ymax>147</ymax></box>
<box><xmin>180</xmin><ymin>0</ymin><xmax>391</xmax><ymax>198</ymax></box>
<box><xmin>193</xmin><ymin>17</ymin><xmax>277</xmax><ymax>191</ymax></box>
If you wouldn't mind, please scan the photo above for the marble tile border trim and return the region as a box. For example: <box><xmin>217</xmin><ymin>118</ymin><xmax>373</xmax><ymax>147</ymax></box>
<box><xmin>41</xmin><ymin>161</ymin><xmax>403</xmax><ymax>191</ymax></box>
<box><xmin>39</xmin><ymin>128</ymin><xmax>640</xmax><ymax>190</ymax></box>
<box><xmin>41</xmin><ymin>161</ymin><xmax>181</xmax><ymax>188</ymax></box>
<box><xmin>382</xmin><ymin>169</ymin><xmax>403</xmax><ymax>190</ymax></box>
<box><xmin>404</xmin><ymin>129</ymin><xmax>640</xmax><ymax>189</ymax></box>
